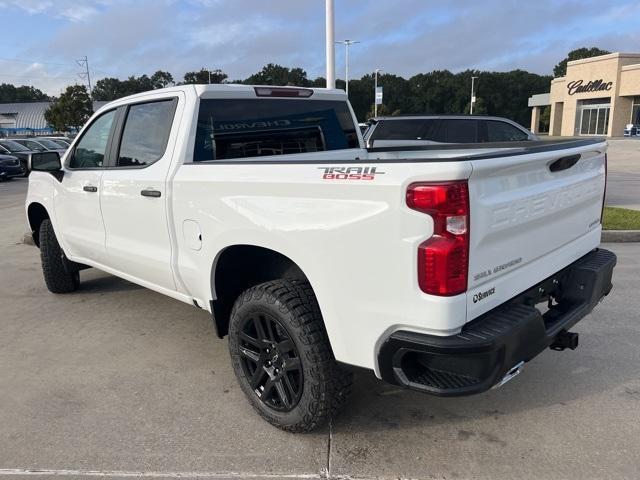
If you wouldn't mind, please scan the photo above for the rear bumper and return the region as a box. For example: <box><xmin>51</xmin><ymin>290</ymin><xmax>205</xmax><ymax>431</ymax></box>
<box><xmin>378</xmin><ymin>248</ymin><xmax>616</xmax><ymax>396</ymax></box>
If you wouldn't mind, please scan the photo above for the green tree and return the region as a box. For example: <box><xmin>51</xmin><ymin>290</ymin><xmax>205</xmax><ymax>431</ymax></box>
<box><xmin>553</xmin><ymin>47</ymin><xmax>611</xmax><ymax>77</ymax></box>
<box><xmin>150</xmin><ymin>70</ymin><xmax>174</xmax><ymax>89</ymax></box>
<box><xmin>44</xmin><ymin>85</ymin><xmax>93</xmax><ymax>132</ymax></box>
<box><xmin>244</xmin><ymin>64</ymin><xmax>310</xmax><ymax>86</ymax></box>
<box><xmin>0</xmin><ymin>83</ymin><xmax>49</xmax><ymax>102</ymax></box>
<box><xmin>92</xmin><ymin>72</ymin><xmax>174</xmax><ymax>101</ymax></box>
<box><xmin>182</xmin><ymin>68</ymin><xmax>228</xmax><ymax>84</ymax></box>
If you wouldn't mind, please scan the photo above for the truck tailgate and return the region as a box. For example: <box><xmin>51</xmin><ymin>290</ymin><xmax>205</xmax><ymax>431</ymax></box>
<box><xmin>466</xmin><ymin>140</ymin><xmax>607</xmax><ymax>321</ymax></box>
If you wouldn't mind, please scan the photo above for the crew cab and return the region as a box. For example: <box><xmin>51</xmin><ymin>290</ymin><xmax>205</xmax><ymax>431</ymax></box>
<box><xmin>25</xmin><ymin>85</ymin><xmax>615</xmax><ymax>432</ymax></box>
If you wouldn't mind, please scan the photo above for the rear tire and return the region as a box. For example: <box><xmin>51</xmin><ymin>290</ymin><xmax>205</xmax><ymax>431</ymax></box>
<box><xmin>39</xmin><ymin>219</ymin><xmax>80</xmax><ymax>293</ymax></box>
<box><xmin>228</xmin><ymin>279</ymin><xmax>352</xmax><ymax>432</ymax></box>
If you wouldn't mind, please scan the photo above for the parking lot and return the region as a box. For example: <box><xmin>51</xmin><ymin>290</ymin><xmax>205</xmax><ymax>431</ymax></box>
<box><xmin>1</xmin><ymin>170</ymin><xmax>639</xmax><ymax>479</ymax></box>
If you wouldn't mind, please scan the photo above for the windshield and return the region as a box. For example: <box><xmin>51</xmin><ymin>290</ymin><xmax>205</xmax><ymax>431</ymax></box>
<box><xmin>0</xmin><ymin>140</ymin><xmax>30</xmax><ymax>152</ymax></box>
<box><xmin>48</xmin><ymin>139</ymin><xmax>70</xmax><ymax>148</ymax></box>
<box><xmin>36</xmin><ymin>139</ymin><xmax>64</xmax><ymax>150</ymax></box>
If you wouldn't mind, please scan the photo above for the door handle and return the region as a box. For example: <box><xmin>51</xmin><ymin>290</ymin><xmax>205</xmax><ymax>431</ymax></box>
<box><xmin>141</xmin><ymin>189</ymin><xmax>161</xmax><ymax>198</ymax></box>
<box><xmin>83</xmin><ymin>185</ymin><xmax>98</xmax><ymax>193</ymax></box>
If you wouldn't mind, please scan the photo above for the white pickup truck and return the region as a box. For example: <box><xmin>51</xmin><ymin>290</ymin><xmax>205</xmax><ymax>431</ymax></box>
<box><xmin>26</xmin><ymin>85</ymin><xmax>616</xmax><ymax>432</ymax></box>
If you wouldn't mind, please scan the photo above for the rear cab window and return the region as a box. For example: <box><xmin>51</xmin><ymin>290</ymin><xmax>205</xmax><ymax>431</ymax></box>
<box><xmin>193</xmin><ymin>99</ymin><xmax>359</xmax><ymax>161</ymax></box>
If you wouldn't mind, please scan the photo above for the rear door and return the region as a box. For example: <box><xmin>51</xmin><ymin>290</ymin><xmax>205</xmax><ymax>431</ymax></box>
<box><xmin>466</xmin><ymin>141</ymin><xmax>606</xmax><ymax>319</ymax></box>
<box><xmin>100</xmin><ymin>95</ymin><xmax>181</xmax><ymax>290</ymax></box>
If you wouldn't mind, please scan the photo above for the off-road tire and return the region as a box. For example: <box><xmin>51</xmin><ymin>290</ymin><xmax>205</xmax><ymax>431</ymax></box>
<box><xmin>228</xmin><ymin>279</ymin><xmax>353</xmax><ymax>432</ymax></box>
<box><xmin>39</xmin><ymin>219</ymin><xmax>79</xmax><ymax>293</ymax></box>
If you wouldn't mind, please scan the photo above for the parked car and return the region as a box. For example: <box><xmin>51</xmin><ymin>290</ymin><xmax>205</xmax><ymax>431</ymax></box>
<box><xmin>26</xmin><ymin>85</ymin><xmax>614</xmax><ymax>432</ymax></box>
<box><xmin>0</xmin><ymin>153</ymin><xmax>25</xmax><ymax>180</ymax></box>
<box><xmin>0</xmin><ymin>139</ymin><xmax>37</xmax><ymax>176</ymax></box>
<box><xmin>38</xmin><ymin>136</ymin><xmax>72</xmax><ymax>148</ymax></box>
<box><xmin>364</xmin><ymin>115</ymin><xmax>538</xmax><ymax>148</ymax></box>
<box><xmin>11</xmin><ymin>138</ymin><xmax>66</xmax><ymax>155</ymax></box>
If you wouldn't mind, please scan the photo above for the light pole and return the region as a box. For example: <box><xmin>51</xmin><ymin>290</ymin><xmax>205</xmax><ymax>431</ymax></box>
<box><xmin>374</xmin><ymin>69</ymin><xmax>382</xmax><ymax>117</ymax></box>
<box><xmin>336</xmin><ymin>39</ymin><xmax>360</xmax><ymax>96</ymax></box>
<box><xmin>470</xmin><ymin>76</ymin><xmax>478</xmax><ymax>115</ymax></box>
<box><xmin>325</xmin><ymin>0</ymin><xmax>335</xmax><ymax>88</ymax></box>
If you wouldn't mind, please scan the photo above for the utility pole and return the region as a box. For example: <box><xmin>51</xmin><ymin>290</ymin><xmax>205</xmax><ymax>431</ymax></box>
<box><xmin>76</xmin><ymin>56</ymin><xmax>92</xmax><ymax>99</ymax></box>
<box><xmin>374</xmin><ymin>68</ymin><xmax>381</xmax><ymax>117</ymax></box>
<box><xmin>325</xmin><ymin>0</ymin><xmax>335</xmax><ymax>89</ymax></box>
<box><xmin>336</xmin><ymin>39</ymin><xmax>359</xmax><ymax>97</ymax></box>
<box><xmin>470</xmin><ymin>76</ymin><xmax>478</xmax><ymax>115</ymax></box>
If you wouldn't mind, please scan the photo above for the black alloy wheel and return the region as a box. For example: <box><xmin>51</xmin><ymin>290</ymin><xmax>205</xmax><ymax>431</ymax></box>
<box><xmin>238</xmin><ymin>312</ymin><xmax>303</xmax><ymax>411</ymax></box>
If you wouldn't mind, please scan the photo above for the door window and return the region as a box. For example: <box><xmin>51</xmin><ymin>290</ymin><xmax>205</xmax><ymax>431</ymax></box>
<box><xmin>70</xmin><ymin>110</ymin><xmax>116</xmax><ymax>168</ymax></box>
<box><xmin>371</xmin><ymin>119</ymin><xmax>438</xmax><ymax>140</ymax></box>
<box><xmin>440</xmin><ymin>119</ymin><xmax>477</xmax><ymax>143</ymax></box>
<box><xmin>485</xmin><ymin>121</ymin><xmax>529</xmax><ymax>142</ymax></box>
<box><xmin>116</xmin><ymin>100</ymin><xmax>176</xmax><ymax>167</ymax></box>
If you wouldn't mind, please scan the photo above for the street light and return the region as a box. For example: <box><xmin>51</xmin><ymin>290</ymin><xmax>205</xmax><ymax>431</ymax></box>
<box><xmin>325</xmin><ymin>0</ymin><xmax>335</xmax><ymax>88</ymax></box>
<box><xmin>336</xmin><ymin>39</ymin><xmax>360</xmax><ymax>97</ymax></box>
<box><xmin>374</xmin><ymin>69</ymin><xmax>382</xmax><ymax>117</ymax></box>
<box><xmin>470</xmin><ymin>76</ymin><xmax>478</xmax><ymax>115</ymax></box>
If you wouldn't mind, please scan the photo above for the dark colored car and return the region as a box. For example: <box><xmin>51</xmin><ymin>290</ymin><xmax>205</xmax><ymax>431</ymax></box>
<box><xmin>363</xmin><ymin>115</ymin><xmax>537</xmax><ymax>148</ymax></box>
<box><xmin>11</xmin><ymin>138</ymin><xmax>66</xmax><ymax>156</ymax></box>
<box><xmin>0</xmin><ymin>140</ymin><xmax>36</xmax><ymax>177</ymax></box>
<box><xmin>0</xmin><ymin>154</ymin><xmax>25</xmax><ymax>181</ymax></box>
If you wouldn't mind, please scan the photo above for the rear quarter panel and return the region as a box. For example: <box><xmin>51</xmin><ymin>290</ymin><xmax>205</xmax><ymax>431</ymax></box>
<box><xmin>171</xmin><ymin>158</ymin><xmax>472</xmax><ymax>370</ymax></box>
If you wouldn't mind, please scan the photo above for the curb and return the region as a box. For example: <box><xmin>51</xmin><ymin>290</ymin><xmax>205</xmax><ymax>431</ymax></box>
<box><xmin>601</xmin><ymin>230</ymin><xmax>640</xmax><ymax>243</ymax></box>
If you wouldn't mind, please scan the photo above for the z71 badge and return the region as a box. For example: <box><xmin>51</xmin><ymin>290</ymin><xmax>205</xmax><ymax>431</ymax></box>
<box><xmin>319</xmin><ymin>166</ymin><xmax>385</xmax><ymax>180</ymax></box>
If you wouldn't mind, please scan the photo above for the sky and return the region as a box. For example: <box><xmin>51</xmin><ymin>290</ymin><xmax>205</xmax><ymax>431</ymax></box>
<box><xmin>0</xmin><ymin>0</ymin><xmax>639</xmax><ymax>96</ymax></box>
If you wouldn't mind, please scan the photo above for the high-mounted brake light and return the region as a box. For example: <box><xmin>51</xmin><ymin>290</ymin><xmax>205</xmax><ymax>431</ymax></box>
<box><xmin>407</xmin><ymin>182</ymin><xmax>470</xmax><ymax>296</ymax></box>
<box><xmin>254</xmin><ymin>87</ymin><xmax>314</xmax><ymax>98</ymax></box>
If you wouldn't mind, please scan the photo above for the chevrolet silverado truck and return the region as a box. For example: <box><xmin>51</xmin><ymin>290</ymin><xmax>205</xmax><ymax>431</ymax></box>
<box><xmin>25</xmin><ymin>85</ymin><xmax>615</xmax><ymax>432</ymax></box>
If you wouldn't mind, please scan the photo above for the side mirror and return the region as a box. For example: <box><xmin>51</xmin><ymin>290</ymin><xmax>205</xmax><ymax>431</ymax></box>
<box><xmin>30</xmin><ymin>151</ymin><xmax>62</xmax><ymax>172</ymax></box>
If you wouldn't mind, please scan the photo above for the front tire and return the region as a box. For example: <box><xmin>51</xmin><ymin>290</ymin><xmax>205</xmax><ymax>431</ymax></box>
<box><xmin>39</xmin><ymin>219</ymin><xmax>80</xmax><ymax>293</ymax></box>
<box><xmin>228</xmin><ymin>279</ymin><xmax>352</xmax><ymax>432</ymax></box>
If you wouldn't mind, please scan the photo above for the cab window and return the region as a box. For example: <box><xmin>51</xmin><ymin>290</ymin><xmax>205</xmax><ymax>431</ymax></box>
<box><xmin>69</xmin><ymin>110</ymin><xmax>116</xmax><ymax>168</ymax></box>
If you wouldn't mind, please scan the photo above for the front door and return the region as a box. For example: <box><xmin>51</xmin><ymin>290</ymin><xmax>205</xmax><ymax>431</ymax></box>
<box><xmin>99</xmin><ymin>97</ymin><xmax>179</xmax><ymax>291</ymax></box>
<box><xmin>55</xmin><ymin>109</ymin><xmax>117</xmax><ymax>264</ymax></box>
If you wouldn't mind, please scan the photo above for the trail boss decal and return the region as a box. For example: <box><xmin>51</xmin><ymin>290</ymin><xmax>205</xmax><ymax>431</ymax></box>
<box><xmin>319</xmin><ymin>166</ymin><xmax>385</xmax><ymax>180</ymax></box>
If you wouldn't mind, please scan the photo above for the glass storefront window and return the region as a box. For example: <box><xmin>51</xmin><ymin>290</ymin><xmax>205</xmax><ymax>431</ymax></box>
<box><xmin>579</xmin><ymin>101</ymin><xmax>610</xmax><ymax>136</ymax></box>
<box><xmin>632</xmin><ymin>97</ymin><xmax>640</xmax><ymax>126</ymax></box>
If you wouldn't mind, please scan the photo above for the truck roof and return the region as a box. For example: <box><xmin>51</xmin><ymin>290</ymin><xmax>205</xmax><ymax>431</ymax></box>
<box><xmin>97</xmin><ymin>84</ymin><xmax>348</xmax><ymax>114</ymax></box>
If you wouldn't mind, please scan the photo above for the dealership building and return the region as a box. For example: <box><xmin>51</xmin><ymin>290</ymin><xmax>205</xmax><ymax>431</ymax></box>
<box><xmin>529</xmin><ymin>52</ymin><xmax>640</xmax><ymax>137</ymax></box>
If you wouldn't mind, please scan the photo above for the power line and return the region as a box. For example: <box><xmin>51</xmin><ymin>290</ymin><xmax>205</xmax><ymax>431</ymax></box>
<box><xmin>76</xmin><ymin>56</ymin><xmax>92</xmax><ymax>97</ymax></box>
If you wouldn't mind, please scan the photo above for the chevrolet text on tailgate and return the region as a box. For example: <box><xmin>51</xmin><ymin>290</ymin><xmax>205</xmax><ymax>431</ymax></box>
<box><xmin>25</xmin><ymin>85</ymin><xmax>616</xmax><ymax>432</ymax></box>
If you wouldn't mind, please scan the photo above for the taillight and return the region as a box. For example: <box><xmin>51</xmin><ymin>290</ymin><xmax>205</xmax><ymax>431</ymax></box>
<box><xmin>601</xmin><ymin>153</ymin><xmax>607</xmax><ymax>223</ymax></box>
<box><xmin>407</xmin><ymin>182</ymin><xmax>470</xmax><ymax>296</ymax></box>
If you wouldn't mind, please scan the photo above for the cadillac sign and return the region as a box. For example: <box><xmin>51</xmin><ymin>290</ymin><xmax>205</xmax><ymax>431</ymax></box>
<box><xmin>567</xmin><ymin>79</ymin><xmax>613</xmax><ymax>95</ymax></box>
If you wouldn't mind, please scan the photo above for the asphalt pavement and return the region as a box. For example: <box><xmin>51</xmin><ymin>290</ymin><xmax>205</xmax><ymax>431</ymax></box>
<box><xmin>1</xmin><ymin>176</ymin><xmax>639</xmax><ymax>480</ymax></box>
<box><xmin>605</xmin><ymin>139</ymin><xmax>640</xmax><ymax>210</ymax></box>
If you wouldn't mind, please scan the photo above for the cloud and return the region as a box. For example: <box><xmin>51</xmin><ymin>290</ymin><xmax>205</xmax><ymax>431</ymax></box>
<box><xmin>2</xmin><ymin>0</ymin><xmax>639</xmax><ymax>95</ymax></box>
